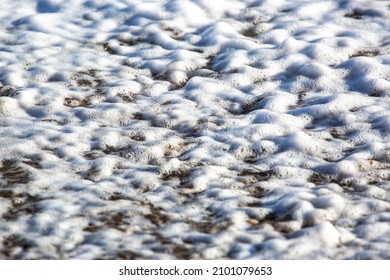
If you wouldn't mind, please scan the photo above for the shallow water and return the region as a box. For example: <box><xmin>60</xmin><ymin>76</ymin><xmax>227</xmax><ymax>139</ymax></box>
<box><xmin>0</xmin><ymin>0</ymin><xmax>390</xmax><ymax>259</ymax></box>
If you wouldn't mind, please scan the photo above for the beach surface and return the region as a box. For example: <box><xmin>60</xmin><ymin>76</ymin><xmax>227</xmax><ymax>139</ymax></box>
<box><xmin>0</xmin><ymin>0</ymin><xmax>390</xmax><ymax>259</ymax></box>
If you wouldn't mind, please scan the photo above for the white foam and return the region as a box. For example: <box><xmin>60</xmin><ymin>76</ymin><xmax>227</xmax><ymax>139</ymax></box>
<box><xmin>1</xmin><ymin>0</ymin><xmax>390</xmax><ymax>260</ymax></box>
